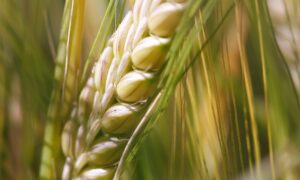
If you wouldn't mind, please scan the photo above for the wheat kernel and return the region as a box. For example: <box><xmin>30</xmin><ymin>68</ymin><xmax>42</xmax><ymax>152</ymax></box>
<box><xmin>116</xmin><ymin>71</ymin><xmax>156</xmax><ymax>103</ymax></box>
<box><xmin>148</xmin><ymin>2</ymin><xmax>185</xmax><ymax>37</ymax></box>
<box><xmin>132</xmin><ymin>36</ymin><xmax>170</xmax><ymax>70</ymax></box>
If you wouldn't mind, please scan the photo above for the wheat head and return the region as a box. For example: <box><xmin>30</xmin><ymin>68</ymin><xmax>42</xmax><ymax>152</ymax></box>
<box><xmin>61</xmin><ymin>0</ymin><xmax>188</xmax><ymax>179</ymax></box>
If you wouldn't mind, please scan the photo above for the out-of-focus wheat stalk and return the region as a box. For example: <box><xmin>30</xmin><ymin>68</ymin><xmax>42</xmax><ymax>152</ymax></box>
<box><xmin>268</xmin><ymin>0</ymin><xmax>300</xmax><ymax>95</ymax></box>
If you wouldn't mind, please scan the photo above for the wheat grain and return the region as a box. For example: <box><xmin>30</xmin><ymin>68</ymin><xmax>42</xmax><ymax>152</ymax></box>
<box><xmin>75</xmin><ymin>168</ymin><xmax>115</xmax><ymax>180</ymax></box>
<box><xmin>131</xmin><ymin>36</ymin><xmax>170</xmax><ymax>70</ymax></box>
<box><xmin>61</xmin><ymin>0</ymin><xmax>188</xmax><ymax>179</ymax></box>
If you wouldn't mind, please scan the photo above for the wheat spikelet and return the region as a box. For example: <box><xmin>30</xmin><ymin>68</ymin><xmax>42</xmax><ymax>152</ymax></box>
<box><xmin>61</xmin><ymin>0</ymin><xmax>188</xmax><ymax>179</ymax></box>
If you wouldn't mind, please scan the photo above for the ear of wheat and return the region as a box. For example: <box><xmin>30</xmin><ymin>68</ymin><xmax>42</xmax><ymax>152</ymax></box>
<box><xmin>61</xmin><ymin>0</ymin><xmax>188</xmax><ymax>179</ymax></box>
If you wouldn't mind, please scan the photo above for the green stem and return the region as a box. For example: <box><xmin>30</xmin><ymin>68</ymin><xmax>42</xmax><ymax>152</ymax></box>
<box><xmin>39</xmin><ymin>0</ymin><xmax>85</xmax><ymax>179</ymax></box>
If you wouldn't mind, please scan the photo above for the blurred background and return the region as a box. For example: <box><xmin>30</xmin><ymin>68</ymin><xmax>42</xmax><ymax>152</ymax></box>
<box><xmin>1</xmin><ymin>0</ymin><xmax>300</xmax><ymax>179</ymax></box>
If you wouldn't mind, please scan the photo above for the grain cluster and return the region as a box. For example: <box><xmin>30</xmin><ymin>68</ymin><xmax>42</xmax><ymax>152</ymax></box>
<box><xmin>61</xmin><ymin>0</ymin><xmax>187</xmax><ymax>179</ymax></box>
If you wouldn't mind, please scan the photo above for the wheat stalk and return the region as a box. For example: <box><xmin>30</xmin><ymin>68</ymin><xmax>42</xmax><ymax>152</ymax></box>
<box><xmin>61</xmin><ymin>0</ymin><xmax>188</xmax><ymax>179</ymax></box>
